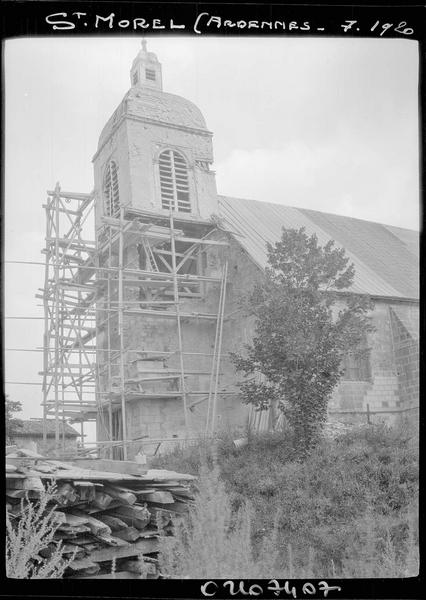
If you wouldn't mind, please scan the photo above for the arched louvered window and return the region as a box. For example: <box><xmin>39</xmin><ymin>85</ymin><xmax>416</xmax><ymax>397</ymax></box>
<box><xmin>103</xmin><ymin>161</ymin><xmax>120</xmax><ymax>217</ymax></box>
<box><xmin>158</xmin><ymin>149</ymin><xmax>191</xmax><ymax>213</ymax></box>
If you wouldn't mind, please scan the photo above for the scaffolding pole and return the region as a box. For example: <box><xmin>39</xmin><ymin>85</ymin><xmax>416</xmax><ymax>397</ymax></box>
<box><xmin>169</xmin><ymin>210</ymin><xmax>189</xmax><ymax>432</ymax></box>
<box><xmin>41</xmin><ymin>185</ymin><xmax>231</xmax><ymax>456</ymax></box>
<box><xmin>206</xmin><ymin>260</ymin><xmax>228</xmax><ymax>434</ymax></box>
<box><xmin>118</xmin><ymin>206</ymin><xmax>128</xmax><ymax>459</ymax></box>
<box><xmin>41</xmin><ymin>185</ymin><xmax>96</xmax><ymax>447</ymax></box>
<box><xmin>54</xmin><ymin>183</ymin><xmax>61</xmax><ymax>452</ymax></box>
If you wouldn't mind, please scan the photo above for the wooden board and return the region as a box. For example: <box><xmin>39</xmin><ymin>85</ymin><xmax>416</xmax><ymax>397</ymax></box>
<box><xmin>103</xmin><ymin>512</ymin><xmax>150</xmax><ymax>531</ymax></box>
<box><xmin>41</xmin><ymin>468</ymin><xmax>143</xmax><ymax>482</ymax></box>
<box><xmin>102</xmin><ymin>485</ymin><xmax>137</xmax><ymax>505</ymax></box>
<box><xmin>125</xmin><ymin>487</ymin><xmax>157</xmax><ymax>496</ymax></box>
<box><xmin>142</xmin><ymin>469</ymin><xmax>196</xmax><ymax>482</ymax></box>
<box><xmin>133</xmin><ymin>528</ymin><xmax>159</xmax><ymax>538</ymax></box>
<box><xmin>119</xmin><ymin>559</ymin><xmax>157</xmax><ymax>576</ymax></box>
<box><xmin>142</xmin><ymin>491</ymin><xmax>174</xmax><ymax>504</ymax></box>
<box><xmin>114</xmin><ymin>527</ymin><xmax>140</xmax><ymax>542</ymax></box>
<box><xmin>89</xmin><ymin>538</ymin><xmax>159</xmax><ymax>562</ymax></box>
<box><xmin>56</xmin><ymin>524</ymin><xmax>91</xmax><ymax>535</ymax></box>
<box><xmin>107</xmin><ymin>504</ymin><xmax>150</xmax><ymax>520</ymax></box>
<box><xmin>147</xmin><ymin>501</ymin><xmax>189</xmax><ymax>514</ymax></box>
<box><xmin>63</xmin><ymin>513</ymin><xmax>90</xmax><ymax>526</ymax></box>
<box><xmin>92</xmin><ymin>490</ymin><xmax>113</xmax><ymax>510</ymax></box>
<box><xmin>6</xmin><ymin>489</ymin><xmax>27</xmax><ymax>499</ymax></box>
<box><xmin>23</xmin><ymin>477</ymin><xmax>44</xmax><ymax>491</ymax></box>
<box><xmin>85</xmin><ymin>500</ymin><xmax>124</xmax><ymax>514</ymax></box>
<box><xmin>6</xmin><ymin>478</ymin><xmax>26</xmax><ymax>490</ymax></box>
<box><xmin>71</xmin><ymin>459</ymin><xmax>148</xmax><ymax>476</ymax></box>
<box><xmin>95</xmin><ymin>534</ymin><xmax>129</xmax><ymax>548</ymax></box>
<box><xmin>95</xmin><ymin>514</ymin><xmax>127</xmax><ymax>531</ymax></box>
<box><xmin>67</xmin><ymin>558</ymin><xmax>100</xmax><ymax>575</ymax></box>
<box><xmin>72</xmin><ymin>513</ymin><xmax>112</xmax><ymax>536</ymax></box>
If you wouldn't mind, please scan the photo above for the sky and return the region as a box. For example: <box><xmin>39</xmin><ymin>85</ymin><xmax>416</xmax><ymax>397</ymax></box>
<box><xmin>4</xmin><ymin>36</ymin><xmax>420</xmax><ymax>436</ymax></box>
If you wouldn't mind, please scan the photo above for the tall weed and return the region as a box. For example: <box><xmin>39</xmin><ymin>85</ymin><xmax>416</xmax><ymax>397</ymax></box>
<box><xmin>159</xmin><ymin>467</ymin><xmax>280</xmax><ymax>578</ymax></box>
<box><xmin>6</xmin><ymin>484</ymin><xmax>75</xmax><ymax>579</ymax></box>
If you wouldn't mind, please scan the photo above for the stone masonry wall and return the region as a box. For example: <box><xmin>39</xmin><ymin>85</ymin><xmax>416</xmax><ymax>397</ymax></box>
<box><xmin>390</xmin><ymin>305</ymin><xmax>419</xmax><ymax>408</ymax></box>
<box><xmin>99</xmin><ymin>233</ymin><xmax>228</xmax><ymax>455</ymax></box>
<box><xmin>329</xmin><ymin>300</ymin><xmax>419</xmax><ymax>426</ymax></box>
<box><xmin>97</xmin><ymin>228</ymin><xmax>419</xmax><ymax>448</ymax></box>
<box><xmin>219</xmin><ymin>253</ymin><xmax>419</xmax><ymax>428</ymax></box>
<box><xmin>12</xmin><ymin>436</ymin><xmax>78</xmax><ymax>457</ymax></box>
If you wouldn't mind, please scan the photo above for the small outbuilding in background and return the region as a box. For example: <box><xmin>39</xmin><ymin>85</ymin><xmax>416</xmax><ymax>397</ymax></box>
<box><xmin>9</xmin><ymin>418</ymin><xmax>80</xmax><ymax>456</ymax></box>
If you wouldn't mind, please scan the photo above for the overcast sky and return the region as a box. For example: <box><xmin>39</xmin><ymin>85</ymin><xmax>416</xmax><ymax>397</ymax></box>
<box><xmin>4</xmin><ymin>36</ymin><xmax>419</xmax><ymax>433</ymax></box>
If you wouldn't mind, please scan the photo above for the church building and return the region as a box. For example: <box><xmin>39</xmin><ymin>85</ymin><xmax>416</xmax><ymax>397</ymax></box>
<box><xmin>92</xmin><ymin>43</ymin><xmax>419</xmax><ymax>456</ymax></box>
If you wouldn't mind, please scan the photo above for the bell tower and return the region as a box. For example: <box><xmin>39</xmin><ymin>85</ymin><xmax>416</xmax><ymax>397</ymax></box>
<box><xmin>92</xmin><ymin>41</ymin><xmax>219</xmax><ymax>230</ymax></box>
<box><xmin>130</xmin><ymin>40</ymin><xmax>163</xmax><ymax>91</ymax></box>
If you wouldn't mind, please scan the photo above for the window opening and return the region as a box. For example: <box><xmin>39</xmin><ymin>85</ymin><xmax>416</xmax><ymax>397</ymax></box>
<box><xmin>103</xmin><ymin>161</ymin><xmax>120</xmax><ymax>217</ymax></box>
<box><xmin>132</xmin><ymin>71</ymin><xmax>139</xmax><ymax>85</ymax></box>
<box><xmin>145</xmin><ymin>68</ymin><xmax>156</xmax><ymax>81</ymax></box>
<box><xmin>159</xmin><ymin>149</ymin><xmax>191</xmax><ymax>213</ymax></box>
<box><xmin>342</xmin><ymin>342</ymin><xmax>371</xmax><ymax>381</ymax></box>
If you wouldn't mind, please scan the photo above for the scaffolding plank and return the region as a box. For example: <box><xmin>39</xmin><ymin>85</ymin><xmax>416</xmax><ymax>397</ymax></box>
<box><xmin>47</xmin><ymin>190</ymin><xmax>93</xmax><ymax>201</ymax></box>
<box><xmin>46</xmin><ymin>237</ymin><xmax>95</xmax><ymax>250</ymax></box>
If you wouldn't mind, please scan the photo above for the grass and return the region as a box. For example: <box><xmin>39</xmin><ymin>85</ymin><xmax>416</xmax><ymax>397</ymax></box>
<box><xmin>155</xmin><ymin>421</ymin><xmax>419</xmax><ymax>578</ymax></box>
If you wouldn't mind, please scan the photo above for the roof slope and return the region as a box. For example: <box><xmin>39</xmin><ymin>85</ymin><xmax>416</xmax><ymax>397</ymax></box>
<box><xmin>218</xmin><ymin>196</ymin><xmax>419</xmax><ymax>300</ymax></box>
<box><xmin>13</xmin><ymin>420</ymin><xmax>79</xmax><ymax>438</ymax></box>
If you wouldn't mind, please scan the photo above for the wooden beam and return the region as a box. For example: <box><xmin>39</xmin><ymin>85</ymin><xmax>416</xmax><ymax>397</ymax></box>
<box><xmin>123</xmin><ymin>308</ymin><xmax>217</xmax><ymax>320</ymax></box>
<box><xmin>174</xmin><ymin>235</ymin><xmax>228</xmax><ymax>246</ymax></box>
<box><xmin>47</xmin><ymin>190</ymin><xmax>93</xmax><ymax>201</ymax></box>
<box><xmin>153</xmin><ymin>248</ymin><xmax>195</xmax><ymax>259</ymax></box>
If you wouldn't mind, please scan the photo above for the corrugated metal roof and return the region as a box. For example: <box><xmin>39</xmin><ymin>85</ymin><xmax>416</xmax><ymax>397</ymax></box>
<box><xmin>218</xmin><ymin>195</ymin><xmax>419</xmax><ymax>300</ymax></box>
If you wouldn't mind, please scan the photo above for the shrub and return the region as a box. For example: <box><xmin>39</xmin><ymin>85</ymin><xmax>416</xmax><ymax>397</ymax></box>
<box><xmin>150</xmin><ymin>430</ymin><xmax>238</xmax><ymax>475</ymax></box>
<box><xmin>154</xmin><ymin>423</ymin><xmax>418</xmax><ymax>577</ymax></box>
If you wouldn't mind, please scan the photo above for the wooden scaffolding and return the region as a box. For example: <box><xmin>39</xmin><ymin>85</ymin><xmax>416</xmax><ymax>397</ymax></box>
<box><xmin>41</xmin><ymin>184</ymin><xmax>229</xmax><ymax>457</ymax></box>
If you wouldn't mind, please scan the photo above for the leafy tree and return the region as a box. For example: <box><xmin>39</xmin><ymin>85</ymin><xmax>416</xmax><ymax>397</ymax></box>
<box><xmin>6</xmin><ymin>395</ymin><xmax>24</xmax><ymax>444</ymax></box>
<box><xmin>231</xmin><ymin>227</ymin><xmax>374</xmax><ymax>455</ymax></box>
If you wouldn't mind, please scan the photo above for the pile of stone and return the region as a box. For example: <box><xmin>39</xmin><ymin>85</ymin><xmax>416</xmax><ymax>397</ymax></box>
<box><xmin>6</xmin><ymin>447</ymin><xmax>195</xmax><ymax>579</ymax></box>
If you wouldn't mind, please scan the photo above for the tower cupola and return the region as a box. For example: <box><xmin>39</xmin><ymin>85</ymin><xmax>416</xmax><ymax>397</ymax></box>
<box><xmin>94</xmin><ymin>40</ymin><xmax>219</xmax><ymax>228</ymax></box>
<box><xmin>130</xmin><ymin>40</ymin><xmax>162</xmax><ymax>91</ymax></box>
